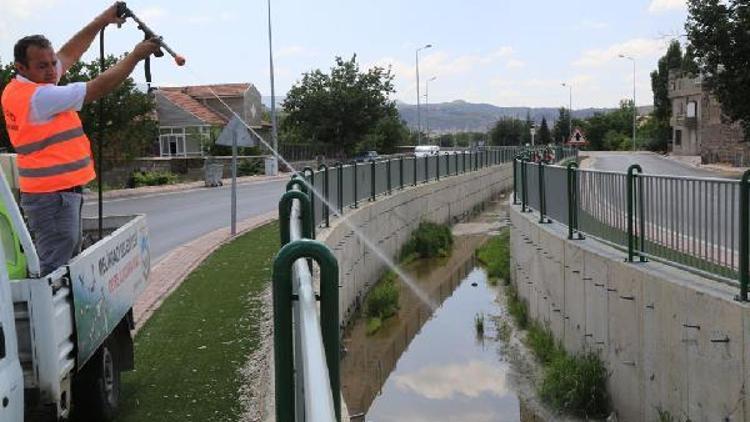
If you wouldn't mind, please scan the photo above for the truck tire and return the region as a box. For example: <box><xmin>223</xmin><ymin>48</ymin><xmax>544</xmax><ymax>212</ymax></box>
<box><xmin>72</xmin><ymin>338</ymin><xmax>121</xmax><ymax>422</ymax></box>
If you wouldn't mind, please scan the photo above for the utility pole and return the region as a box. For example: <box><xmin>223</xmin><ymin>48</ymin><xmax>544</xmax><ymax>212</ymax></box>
<box><xmin>415</xmin><ymin>44</ymin><xmax>432</xmax><ymax>145</ymax></box>
<box><xmin>267</xmin><ymin>0</ymin><xmax>279</xmax><ymax>174</ymax></box>
<box><xmin>619</xmin><ymin>54</ymin><xmax>637</xmax><ymax>152</ymax></box>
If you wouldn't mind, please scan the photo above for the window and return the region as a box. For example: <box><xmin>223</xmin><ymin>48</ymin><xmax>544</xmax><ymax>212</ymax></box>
<box><xmin>686</xmin><ymin>101</ymin><xmax>697</xmax><ymax>118</ymax></box>
<box><xmin>674</xmin><ymin>129</ymin><xmax>682</xmax><ymax>146</ymax></box>
<box><xmin>159</xmin><ymin>127</ymin><xmax>186</xmax><ymax>157</ymax></box>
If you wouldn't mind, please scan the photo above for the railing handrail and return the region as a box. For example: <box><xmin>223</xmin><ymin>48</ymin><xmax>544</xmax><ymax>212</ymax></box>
<box><xmin>289</xmin><ymin>201</ymin><xmax>338</xmax><ymax>422</ymax></box>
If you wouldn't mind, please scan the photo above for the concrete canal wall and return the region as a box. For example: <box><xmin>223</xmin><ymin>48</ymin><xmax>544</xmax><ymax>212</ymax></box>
<box><xmin>509</xmin><ymin>201</ymin><xmax>750</xmax><ymax>421</ymax></box>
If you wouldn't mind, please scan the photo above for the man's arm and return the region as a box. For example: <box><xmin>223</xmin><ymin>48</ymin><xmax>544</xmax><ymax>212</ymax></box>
<box><xmin>56</xmin><ymin>4</ymin><xmax>125</xmax><ymax>74</ymax></box>
<box><xmin>84</xmin><ymin>39</ymin><xmax>161</xmax><ymax>104</ymax></box>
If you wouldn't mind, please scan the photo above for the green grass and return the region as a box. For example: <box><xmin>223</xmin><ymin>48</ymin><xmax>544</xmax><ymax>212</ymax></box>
<box><xmin>476</xmin><ymin>229</ymin><xmax>510</xmax><ymax>283</ymax></box>
<box><xmin>117</xmin><ymin>222</ymin><xmax>279</xmax><ymax>422</ymax></box>
<box><xmin>504</xmin><ymin>280</ymin><xmax>609</xmax><ymax>417</ymax></box>
<box><xmin>365</xmin><ymin>271</ymin><xmax>400</xmax><ymax>335</ymax></box>
<box><xmin>505</xmin><ymin>283</ymin><xmax>528</xmax><ymax>329</ymax></box>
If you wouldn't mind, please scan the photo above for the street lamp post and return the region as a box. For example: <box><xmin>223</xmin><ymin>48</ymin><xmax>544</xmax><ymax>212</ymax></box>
<box><xmin>267</xmin><ymin>0</ymin><xmax>279</xmax><ymax>174</ymax></box>
<box><xmin>619</xmin><ymin>54</ymin><xmax>637</xmax><ymax>152</ymax></box>
<box><xmin>416</xmin><ymin>44</ymin><xmax>432</xmax><ymax>145</ymax></box>
<box><xmin>425</xmin><ymin>76</ymin><xmax>436</xmax><ymax>141</ymax></box>
<box><xmin>561</xmin><ymin>82</ymin><xmax>573</xmax><ymax>144</ymax></box>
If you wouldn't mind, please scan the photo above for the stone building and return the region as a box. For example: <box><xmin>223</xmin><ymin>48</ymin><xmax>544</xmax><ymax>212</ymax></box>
<box><xmin>668</xmin><ymin>72</ymin><xmax>750</xmax><ymax>166</ymax></box>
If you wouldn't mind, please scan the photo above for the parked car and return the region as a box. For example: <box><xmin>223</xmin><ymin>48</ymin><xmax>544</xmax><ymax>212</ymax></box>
<box><xmin>354</xmin><ymin>151</ymin><xmax>380</xmax><ymax>162</ymax></box>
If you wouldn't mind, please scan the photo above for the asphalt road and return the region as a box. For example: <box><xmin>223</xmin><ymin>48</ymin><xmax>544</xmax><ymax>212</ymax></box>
<box><xmin>586</xmin><ymin>151</ymin><xmax>727</xmax><ymax>178</ymax></box>
<box><xmin>83</xmin><ymin>179</ymin><xmax>287</xmax><ymax>263</ymax></box>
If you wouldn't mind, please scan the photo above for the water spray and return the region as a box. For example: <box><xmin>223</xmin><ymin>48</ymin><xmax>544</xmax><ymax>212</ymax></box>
<box><xmin>178</xmin><ymin>67</ymin><xmax>439</xmax><ymax>311</ymax></box>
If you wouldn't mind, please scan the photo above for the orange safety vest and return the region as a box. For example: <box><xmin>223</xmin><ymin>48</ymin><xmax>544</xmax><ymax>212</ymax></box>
<box><xmin>1</xmin><ymin>78</ymin><xmax>95</xmax><ymax>193</ymax></box>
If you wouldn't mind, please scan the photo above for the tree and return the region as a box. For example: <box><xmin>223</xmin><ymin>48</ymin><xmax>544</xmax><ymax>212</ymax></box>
<box><xmin>538</xmin><ymin>117</ymin><xmax>552</xmax><ymax>145</ymax></box>
<box><xmin>489</xmin><ymin>117</ymin><xmax>526</xmax><ymax>146</ymax></box>
<box><xmin>686</xmin><ymin>0</ymin><xmax>750</xmax><ymax>139</ymax></box>
<box><xmin>0</xmin><ymin>61</ymin><xmax>16</xmax><ymax>151</ymax></box>
<box><xmin>0</xmin><ymin>55</ymin><xmax>157</xmax><ymax>166</ymax></box>
<box><xmin>649</xmin><ymin>40</ymin><xmax>684</xmax><ymax>151</ymax></box>
<box><xmin>551</xmin><ymin>107</ymin><xmax>571</xmax><ymax>144</ymax></box>
<box><xmin>282</xmin><ymin>55</ymin><xmax>405</xmax><ymax>155</ymax></box>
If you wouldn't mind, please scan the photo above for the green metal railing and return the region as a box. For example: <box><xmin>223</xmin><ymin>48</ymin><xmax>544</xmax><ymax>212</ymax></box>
<box><xmin>515</xmin><ymin>159</ymin><xmax>750</xmax><ymax>299</ymax></box>
<box><xmin>298</xmin><ymin>146</ymin><xmax>578</xmax><ymax>231</ymax></box>
<box><xmin>274</xmin><ymin>188</ymin><xmax>341</xmax><ymax>422</ymax></box>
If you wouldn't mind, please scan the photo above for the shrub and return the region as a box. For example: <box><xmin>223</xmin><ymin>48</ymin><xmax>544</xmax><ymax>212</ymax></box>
<box><xmin>131</xmin><ymin>170</ymin><xmax>178</xmax><ymax>187</ymax></box>
<box><xmin>539</xmin><ymin>352</ymin><xmax>609</xmax><ymax>417</ymax></box>
<box><xmin>366</xmin><ymin>271</ymin><xmax>399</xmax><ymax>321</ymax></box>
<box><xmin>237</xmin><ymin>158</ymin><xmax>262</xmax><ymax>176</ymax></box>
<box><xmin>526</xmin><ymin>322</ymin><xmax>564</xmax><ymax>365</ymax></box>
<box><xmin>401</xmin><ymin>221</ymin><xmax>453</xmax><ymax>260</ymax></box>
<box><xmin>365</xmin><ymin>317</ymin><xmax>382</xmax><ymax>335</ymax></box>
<box><xmin>477</xmin><ymin>229</ymin><xmax>510</xmax><ymax>282</ymax></box>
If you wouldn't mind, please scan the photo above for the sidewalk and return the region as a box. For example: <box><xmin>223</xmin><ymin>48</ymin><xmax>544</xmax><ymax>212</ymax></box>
<box><xmin>84</xmin><ymin>172</ymin><xmax>290</xmax><ymax>202</ymax></box>
<box><xmin>663</xmin><ymin>154</ymin><xmax>748</xmax><ymax>177</ymax></box>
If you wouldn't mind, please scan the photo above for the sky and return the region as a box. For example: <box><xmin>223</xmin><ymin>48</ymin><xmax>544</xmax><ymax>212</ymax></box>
<box><xmin>0</xmin><ymin>0</ymin><xmax>689</xmax><ymax>109</ymax></box>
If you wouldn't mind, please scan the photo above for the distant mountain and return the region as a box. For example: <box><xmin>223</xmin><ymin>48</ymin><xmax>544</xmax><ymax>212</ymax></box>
<box><xmin>396</xmin><ymin>100</ymin><xmax>652</xmax><ymax>133</ymax></box>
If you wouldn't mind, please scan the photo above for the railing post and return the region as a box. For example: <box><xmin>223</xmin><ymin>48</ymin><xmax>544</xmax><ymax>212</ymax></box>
<box><xmin>399</xmin><ymin>156</ymin><xmax>404</xmax><ymax>190</ymax></box>
<box><xmin>738</xmin><ymin>170</ymin><xmax>750</xmax><ymax>301</ymax></box>
<box><xmin>566</xmin><ymin>162</ymin><xmax>584</xmax><ymax>240</ymax></box>
<box><xmin>436</xmin><ymin>153</ymin><xmax>440</xmax><ymax>181</ymax></box>
<box><xmin>318</xmin><ymin>164</ymin><xmax>330</xmax><ymax>228</ymax></box>
<box><xmin>413</xmin><ymin>156</ymin><xmax>418</xmax><ymax>187</ymax></box>
<box><xmin>627</xmin><ymin>164</ymin><xmax>644</xmax><ymax>262</ymax></box>
<box><xmin>513</xmin><ymin>158</ymin><xmax>519</xmax><ymax>205</ymax></box>
<box><xmin>521</xmin><ymin>159</ymin><xmax>530</xmax><ymax>213</ymax></box>
<box><xmin>538</xmin><ymin>160</ymin><xmax>550</xmax><ymax>224</ymax></box>
<box><xmin>273</xmin><ymin>239</ymin><xmax>341</xmax><ymax>422</ymax></box>
<box><xmin>336</xmin><ymin>162</ymin><xmax>344</xmax><ymax>215</ymax></box>
<box><xmin>387</xmin><ymin>158</ymin><xmax>392</xmax><ymax>194</ymax></box>
<box><xmin>351</xmin><ymin>161</ymin><xmax>358</xmax><ymax>209</ymax></box>
<box><xmin>302</xmin><ymin>167</ymin><xmax>315</xmax><ymax>235</ymax></box>
<box><xmin>369</xmin><ymin>159</ymin><xmax>376</xmax><ymax>201</ymax></box>
<box><xmin>454</xmin><ymin>152</ymin><xmax>458</xmax><ymax>175</ymax></box>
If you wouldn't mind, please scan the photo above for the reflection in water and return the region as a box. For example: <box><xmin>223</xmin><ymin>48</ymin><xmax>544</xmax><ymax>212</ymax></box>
<box><xmin>341</xmin><ymin>235</ymin><xmax>527</xmax><ymax>422</ymax></box>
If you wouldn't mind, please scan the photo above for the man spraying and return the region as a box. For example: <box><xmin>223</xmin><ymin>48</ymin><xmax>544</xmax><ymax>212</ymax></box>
<box><xmin>1</xmin><ymin>3</ymin><xmax>161</xmax><ymax>275</ymax></box>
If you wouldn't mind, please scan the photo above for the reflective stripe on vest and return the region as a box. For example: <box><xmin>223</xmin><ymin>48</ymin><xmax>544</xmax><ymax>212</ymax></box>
<box><xmin>1</xmin><ymin>79</ymin><xmax>96</xmax><ymax>193</ymax></box>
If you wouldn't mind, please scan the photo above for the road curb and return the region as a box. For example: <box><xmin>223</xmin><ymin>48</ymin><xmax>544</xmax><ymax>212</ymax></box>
<box><xmin>85</xmin><ymin>173</ymin><xmax>290</xmax><ymax>202</ymax></box>
<box><xmin>133</xmin><ymin>210</ymin><xmax>279</xmax><ymax>332</ymax></box>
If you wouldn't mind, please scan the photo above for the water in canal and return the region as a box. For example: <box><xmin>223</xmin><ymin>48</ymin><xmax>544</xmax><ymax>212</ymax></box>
<box><xmin>341</xmin><ymin>232</ymin><xmax>536</xmax><ymax>422</ymax></box>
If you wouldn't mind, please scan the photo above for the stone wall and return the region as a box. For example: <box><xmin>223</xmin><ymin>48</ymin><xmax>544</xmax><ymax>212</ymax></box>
<box><xmin>700</xmin><ymin>95</ymin><xmax>750</xmax><ymax>166</ymax></box>
<box><xmin>510</xmin><ymin>201</ymin><xmax>750</xmax><ymax>421</ymax></box>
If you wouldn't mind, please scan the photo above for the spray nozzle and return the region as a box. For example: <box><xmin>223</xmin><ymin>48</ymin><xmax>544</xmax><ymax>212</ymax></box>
<box><xmin>115</xmin><ymin>1</ymin><xmax>186</xmax><ymax>67</ymax></box>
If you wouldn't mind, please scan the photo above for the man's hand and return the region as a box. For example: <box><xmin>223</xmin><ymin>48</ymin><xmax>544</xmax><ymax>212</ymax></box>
<box><xmin>132</xmin><ymin>38</ymin><xmax>163</xmax><ymax>61</ymax></box>
<box><xmin>97</xmin><ymin>3</ymin><xmax>127</xmax><ymax>27</ymax></box>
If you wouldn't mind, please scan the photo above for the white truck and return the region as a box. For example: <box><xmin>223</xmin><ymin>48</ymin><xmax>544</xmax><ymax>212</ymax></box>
<box><xmin>0</xmin><ymin>154</ymin><xmax>150</xmax><ymax>421</ymax></box>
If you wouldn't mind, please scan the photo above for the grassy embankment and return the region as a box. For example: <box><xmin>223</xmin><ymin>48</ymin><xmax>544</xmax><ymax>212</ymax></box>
<box><xmin>117</xmin><ymin>222</ymin><xmax>279</xmax><ymax>422</ymax></box>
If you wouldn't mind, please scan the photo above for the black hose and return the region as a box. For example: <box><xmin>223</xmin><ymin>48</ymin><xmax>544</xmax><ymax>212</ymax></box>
<box><xmin>97</xmin><ymin>29</ymin><xmax>105</xmax><ymax>240</ymax></box>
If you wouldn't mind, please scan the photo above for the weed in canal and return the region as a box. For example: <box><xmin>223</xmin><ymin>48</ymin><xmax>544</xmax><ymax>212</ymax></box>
<box><xmin>497</xmin><ymin>320</ymin><xmax>512</xmax><ymax>342</ymax></box>
<box><xmin>505</xmin><ymin>282</ymin><xmax>528</xmax><ymax>329</ymax></box>
<box><xmin>474</xmin><ymin>312</ymin><xmax>485</xmax><ymax>336</ymax></box>
<box><xmin>365</xmin><ymin>271</ymin><xmax>400</xmax><ymax>335</ymax></box>
<box><xmin>477</xmin><ymin>229</ymin><xmax>510</xmax><ymax>284</ymax></box>
<box><xmin>504</xmin><ymin>277</ymin><xmax>609</xmax><ymax>417</ymax></box>
<box><xmin>539</xmin><ymin>350</ymin><xmax>610</xmax><ymax>418</ymax></box>
<box><xmin>401</xmin><ymin>221</ymin><xmax>454</xmax><ymax>260</ymax></box>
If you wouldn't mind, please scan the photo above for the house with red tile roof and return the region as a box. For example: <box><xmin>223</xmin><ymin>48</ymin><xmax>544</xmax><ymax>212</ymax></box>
<box><xmin>154</xmin><ymin>83</ymin><xmax>266</xmax><ymax>157</ymax></box>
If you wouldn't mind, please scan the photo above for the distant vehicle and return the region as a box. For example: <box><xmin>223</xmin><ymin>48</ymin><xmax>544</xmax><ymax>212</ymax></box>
<box><xmin>354</xmin><ymin>151</ymin><xmax>380</xmax><ymax>162</ymax></box>
<box><xmin>414</xmin><ymin>145</ymin><xmax>440</xmax><ymax>157</ymax></box>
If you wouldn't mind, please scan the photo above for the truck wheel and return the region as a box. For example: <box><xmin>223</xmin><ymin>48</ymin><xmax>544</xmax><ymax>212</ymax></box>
<box><xmin>72</xmin><ymin>340</ymin><xmax>121</xmax><ymax>422</ymax></box>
